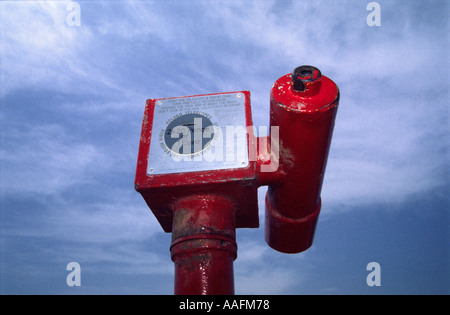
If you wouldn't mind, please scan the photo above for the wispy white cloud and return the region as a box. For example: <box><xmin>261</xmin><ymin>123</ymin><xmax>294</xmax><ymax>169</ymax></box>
<box><xmin>2</xmin><ymin>0</ymin><xmax>444</xmax><ymax>226</ymax></box>
<box><xmin>1</xmin><ymin>0</ymin><xmax>447</xmax><ymax>294</ymax></box>
<box><xmin>235</xmin><ymin>264</ymin><xmax>304</xmax><ymax>294</ymax></box>
<box><xmin>322</xmin><ymin>92</ymin><xmax>447</xmax><ymax>210</ymax></box>
<box><xmin>1</xmin><ymin>186</ymin><xmax>171</xmax><ymax>276</ymax></box>
<box><xmin>1</xmin><ymin>1</ymin><xmax>90</xmax><ymax>94</ymax></box>
<box><xmin>234</xmin><ymin>237</ymin><xmax>311</xmax><ymax>294</ymax></box>
<box><xmin>69</xmin><ymin>243</ymin><xmax>173</xmax><ymax>276</ymax></box>
<box><xmin>0</xmin><ymin>123</ymin><xmax>111</xmax><ymax>196</ymax></box>
<box><xmin>194</xmin><ymin>0</ymin><xmax>448</xmax><ymax>210</ymax></box>
<box><xmin>93</xmin><ymin>1</ymin><xmax>176</xmax><ymax>41</ymax></box>
<box><xmin>0</xmin><ymin>1</ymin><xmax>135</xmax><ymax>97</ymax></box>
<box><xmin>236</xmin><ymin>239</ymin><xmax>269</xmax><ymax>263</ymax></box>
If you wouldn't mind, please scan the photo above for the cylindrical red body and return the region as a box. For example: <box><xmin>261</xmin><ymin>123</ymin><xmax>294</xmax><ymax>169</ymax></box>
<box><xmin>170</xmin><ymin>195</ymin><xmax>237</xmax><ymax>295</ymax></box>
<box><xmin>264</xmin><ymin>70</ymin><xmax>339</xmax><ymax>253</ymax></box>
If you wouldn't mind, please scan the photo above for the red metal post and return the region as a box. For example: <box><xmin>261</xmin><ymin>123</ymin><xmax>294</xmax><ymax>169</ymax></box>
<box><xmin>170</xmin><ymin>195</ymin><xmax>236</xmax><ymax>295</ymax></box>
<box><xmin>135</xmin><ymin>91</ymin><xmax>258</xmax><ymax>295</ymax></box>
<box><xmin>135</xmin><ymin>66</ymin><xmax>340</xmax><ymax>294</ymax></box>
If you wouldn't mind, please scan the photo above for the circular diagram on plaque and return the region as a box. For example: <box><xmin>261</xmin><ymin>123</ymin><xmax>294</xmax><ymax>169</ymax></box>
<box><xmin>164</xmin><ymin>113</ymin><xmax>215</xmax><ymax>155</ymax></box>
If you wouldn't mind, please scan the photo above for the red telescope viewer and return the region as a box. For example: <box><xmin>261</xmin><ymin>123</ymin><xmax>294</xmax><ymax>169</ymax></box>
<box><xmin>134</xmin><ymin>66</ymin><xmax>339</xmax><ymax>295</ymax></box>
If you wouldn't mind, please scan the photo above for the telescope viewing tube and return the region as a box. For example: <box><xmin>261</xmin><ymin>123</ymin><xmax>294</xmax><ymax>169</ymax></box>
<box><xmin>259</xmin><ymin>66</ymin><xmax>340</xmax><ymax>254</ymax></box>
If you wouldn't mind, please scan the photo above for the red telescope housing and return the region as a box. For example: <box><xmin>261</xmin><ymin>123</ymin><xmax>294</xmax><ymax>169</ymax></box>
<box><xmin>261</xmin><ymin>65</ymin><xmax>339</xmax><ymax>253</ymax></box>
<box><xmin>135</xmin><ymin>66</ymin><xmax>339</xmax><ymax>294</ymax></box>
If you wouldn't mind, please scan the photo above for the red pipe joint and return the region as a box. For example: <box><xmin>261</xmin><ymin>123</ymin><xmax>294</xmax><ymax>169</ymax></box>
<box><xmin>170</xmin><ymin>195</ymin><xmax>237</xmax><ymax>295</ymax></box>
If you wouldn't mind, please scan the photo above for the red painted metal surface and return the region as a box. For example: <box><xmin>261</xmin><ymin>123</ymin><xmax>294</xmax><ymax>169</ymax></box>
<box><xmin>135</xmin><ymin>66</ymin><xmax>339</xmax><ymax>294</ymax></box>
<box><xmin>260</xmin><ymin>67</ymin><xmax>339</xmax><ymax>253</ymax></box>
<box><xmin>170</xmin><ymin>195</ymin><xmax>236</xmax><ymax>295</ymax></box>
<box><xmin>134</xmin><ymin>91</ymin><xmax>258</xmax><ymax>232</ymax></box>
<box><xmin>135</xmin><ymin>91</ymin><xmax>257</xmax><ymax>295</ymax></box>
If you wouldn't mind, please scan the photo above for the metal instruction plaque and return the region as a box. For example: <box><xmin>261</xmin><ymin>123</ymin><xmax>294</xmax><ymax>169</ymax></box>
<box><xmin>147</xmin><ymin>92</ymin><xmax>249</xmax><ymax>175</ymax></box>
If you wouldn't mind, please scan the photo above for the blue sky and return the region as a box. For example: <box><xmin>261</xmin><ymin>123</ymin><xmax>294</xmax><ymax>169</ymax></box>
<box><xmin>0</xmin><ymin>0</ymin><xmax>448</xmax><ymax>294</ymax></box>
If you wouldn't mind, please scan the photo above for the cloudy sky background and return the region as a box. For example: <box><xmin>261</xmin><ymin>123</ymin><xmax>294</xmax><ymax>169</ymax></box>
<box><xmin>0</xmin><ymin>0</ymin><xmax>448</xmax><ymax>294</ymax></box>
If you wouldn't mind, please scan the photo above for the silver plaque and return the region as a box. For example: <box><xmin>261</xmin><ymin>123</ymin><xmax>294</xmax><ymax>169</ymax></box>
<box><xmin>147</xmin><ymin>92</ymin><xmax>249</xmax><ymax>175</ymax></box>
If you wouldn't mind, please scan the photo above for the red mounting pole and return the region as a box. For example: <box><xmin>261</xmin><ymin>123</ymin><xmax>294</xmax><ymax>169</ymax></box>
<box><xmin>170</xmin><ymin>195</ymin><xmax>237</xmax><ymax>295</ymax></box>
